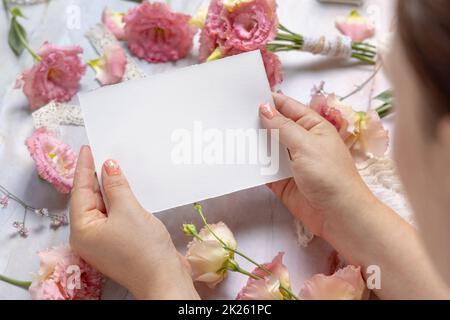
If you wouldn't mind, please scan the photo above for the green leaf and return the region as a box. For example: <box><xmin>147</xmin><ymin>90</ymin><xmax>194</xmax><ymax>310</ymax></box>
<box><xmin>10</xmin><ymin>6</ymin><xmax>25</xmax><ymax>18</ymax></box>
<box><xmin>374</xmin><ymin>90</ymin><xmax>393</xmax><ymax>104</ymax></box>
<box><xmin>8</xmin><ymin>17</ymin><xmax>26</xmax><ymax>56</ymax></box>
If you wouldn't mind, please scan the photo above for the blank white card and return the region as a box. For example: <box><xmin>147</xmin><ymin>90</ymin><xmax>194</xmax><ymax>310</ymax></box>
<box><xmin>79</xmin><ymin>51</ymin><xmax>292</xmax><ymax>213</ymax></box>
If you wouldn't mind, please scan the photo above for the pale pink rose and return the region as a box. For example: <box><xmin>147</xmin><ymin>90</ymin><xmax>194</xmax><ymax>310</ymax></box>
<box><xmin>89</xmin><ymin>44</ymin><xmax>127</xmax><ymax>85</ymax></box>
<box><xmin>102</xmin><ymin>7</ymin><xmax>126</xmax><ymax>40</ymax></box>
<box><xmin>18</xmin><ymin>42</ymin><xmax>86</xmax><ymax>110</ymax></box>
<box><xmin>310</xmin><ymin>93</ymin><xmax>388</xmax><ymax>162</ymax></box>
<box><xmin>236</xmin><ymin>252</ymin><xmax>291</xmax><ymax>300</ymax></box>
<box><xmin>199</xmin><ymin>0</ymin><xmax>278</xmax><ymax>61</ymax></box>
<box><xmin>29</xmin><ymin>245</ymin><xmax>103</xmax><ymax>300</ymax></box>
<box><xmin>261</xmin><ymin>49</ymin><xmax>283</xmax><ymax>89</ymax></box>
<box><xmin>186</xmin><ymin>222</ymin><xmax>237</xmax><ymax>288</ymax></box>
<box><xmin>124</xmin><ymin>2</ymin><xmax>197</xmax><ymax>63</ymax></box>
<box><xmin>349</xmin><ymin>110</ymin><xmax>389</xmax><ymax>162</ymax></box>
<box><xmin>335</xmin><ymin>10</ymin><xmax>375</xmax><ymax>43</ymax></box>
<box><xmin>310</xmin><ymin>93</ymin><xmax>359</xmax><ymax>141</ymax></box>
<box><xmin>299</xmin><ymin>265</ymin><xmax>368</xmax><ymax>300</ymax></box>
<box><xmin>25</xmin><ymin>128</ymin><xmax>77</xmax><ymax>194</ymax></box>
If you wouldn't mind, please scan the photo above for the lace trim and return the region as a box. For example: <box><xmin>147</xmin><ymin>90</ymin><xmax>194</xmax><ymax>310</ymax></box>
<box><xmin>85</xmin><ymin>24</ymin><xmax>147</xmax><ymax>81</ymax></box>
<box><xmin>32</xmin><ymin>101</ymin><xmax>84</xmax><ymax>134</ymax></box>
<box><xmin>295</xmin><ymin>157</ymin><xmax>415</xmax><ymax>247</ymax></box>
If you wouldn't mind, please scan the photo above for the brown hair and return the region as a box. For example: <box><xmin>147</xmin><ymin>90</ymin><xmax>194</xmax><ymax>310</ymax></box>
<box><xmin>397</xmin><ymin>0</ymin><xmax>450</xmax><ymax>125</ymax></box>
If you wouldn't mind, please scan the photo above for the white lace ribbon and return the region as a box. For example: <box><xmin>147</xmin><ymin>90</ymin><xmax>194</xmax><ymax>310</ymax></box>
<box><xmin>302</xmin><ymin>35</ymin><xmax>353</xmax><ymax>58</ymax></box>
<box><xmin>295</xmin><ymin>157</ymin><xmax>415</xmax><ymax>247</ymax></box>
<box><xmin>32</xmin><ymin>101</ymin><xmax>84</xmax><ymax>134</ymax></box>
<box><xmin>85</xmin><ymin>24</ymin><xmax>147</xmax><ymax>81</ymax></box>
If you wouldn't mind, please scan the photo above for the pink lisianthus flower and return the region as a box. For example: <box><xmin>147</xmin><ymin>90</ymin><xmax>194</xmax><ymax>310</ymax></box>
<box><xmin>26</xmin><ymin>128</ymin><xmax>77</xmax><ymax>194</ymax></box>
<box><xmin>236</xmin><ymin>253</ymin><xmax>292</xmax><ymax>300</ymax></box>
<box><xmin>29</xmin><ymin>245</ymin><xmax>103</xmax><ymax>300</ymax></box>
<box><xmin>200</xmin><ymin>0</ymin><xmax>278</xmax><ymax>61</ymax></box>
<box><xmin>185</xmin><ymin>222</ymin><xmax>237</xmax><ymax>288</ymax></box>
<box><xmin>299</xmin><ymin>265</ymin><xmax>369</xmax><ymax>300</ymax></box>
<box><xmin>88</xmin><ymin>44</ymin><xmax>127</xmax><ymax>85</ymax></box>
<box><xmin>124</xmin><ymin>2</ymin><xmax>197</xmax><ymax>63</ymax></box>
<box><xmin>310</xmin><ymin>93</ymin><xmax>359</xmax><ymax>141</ymax></box>
<box><xmin>349</xmin><ymin>110</ymin><xmax>390</xmax><ymax>162</ymax></box>
<box><xmin>310</xmin><ymin>93</ymin><xmax>389</xmax><ymax>162</ymax></box>
<box><xmin>102</xmin><ymin>7</ymin><xmax>126</xmax><ymax>40</ymax></box>
<box><xmin>261</xmin><ymin>49</ymin><xmax>283</xmax><ymax>89</ymax></box>
<box><xmin>335</xmin><ymin>10</ymin><xmax>375</xmax><ymax>43</ymax></box>
<box><xmin>17</xmin><ymin>42</ymin><xmax>86</xmax><ymax>110</ymax></box>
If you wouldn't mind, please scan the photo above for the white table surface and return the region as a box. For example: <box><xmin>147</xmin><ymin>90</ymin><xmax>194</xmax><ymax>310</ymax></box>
<box><xmin>0</xmin><ymin>0</ymin><xmax>394</xmax><ymax>299</ymax></box>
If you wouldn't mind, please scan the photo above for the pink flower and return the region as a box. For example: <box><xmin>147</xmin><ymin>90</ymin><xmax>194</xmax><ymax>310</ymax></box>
<box><xmin>200</xmin><ymin>0</ymin><xmax>278</xmax><ymax>61</ymax></box>
<box><xmin>309</xmin><ymin>93</ymin><xmax>388</xmax><ymax>162</ymax></box>
<box><xmin>102</xmin><ymin>7</ymin><xmax>126</xmax><ymax>40</ymax></box>
<box><xmin>349</xmin><ymin>111</ymin><xmax>390</xmax><ymax>162</ymax></box>
<box><xmin>25</xmin><ymin>128</ymin><xmax>77</xmax><ymax>194</ymax></box>
<box><xmin>0</xmin><ymin>196</ymin><xmax>8</xmax><ymax>208</ymax></box>
<box><xmin>310</xmin><ymin>93</ymin><xmax>359</xmax><ymax>141</ymax></box>
<box><xmin>299</xmin><ymin>265</ymin><xmax>368</xmax><ymax>300</ymax></box>
<box><xmin>236</xmin><ymin>252</ymin><xmax>292</xmax><ymax>300</ymax></box>
<box><xmin>185</xmin><ymin>222</ymin><xmax>237</xmax><ymax>288</ymax></box>
<box><xmin>124</xmin><ymin>2</ymin><xmax>197</xmax><ymax>63</ymax></box>
<box><xmin>199</xmin><ymin>0</ymin><xmax>224</xmax><ymax>62</ymax></box>
<box><xmin>18</xmin><ymin>42</ymin><xmax>86</xmax><ymax>110</ymax></box>
<box><xmin>29</xmin><ymin>245</ymin><xmax>103</xmax><ymax>300</ymax></box>
<box><xmin>261</xmin><ymin>49</ymin><xmax>283</xmax><ymax>89</ymax></box>
<box><xmin>88</xmin><ymin>44</ymin><xmax>127</xmax><ymax>85</ymax></box>
<box><xmin>335</xmin><ymin>10</ymin><xmax>375</xmax><ymax>43</ymax></box>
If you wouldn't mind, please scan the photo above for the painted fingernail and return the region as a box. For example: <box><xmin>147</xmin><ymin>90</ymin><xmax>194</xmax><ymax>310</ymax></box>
<box><xmin>259</xmin><ymin>103</ymin><xmax>275</xmax><ymax>120</ymax></box>
<box><xmin>104</xmin><ymin>159</ymin><xmax>121</xmax><ymax>176</ymax></box>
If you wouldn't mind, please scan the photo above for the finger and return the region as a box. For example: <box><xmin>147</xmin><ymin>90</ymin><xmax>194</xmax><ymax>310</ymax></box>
<box><xmin>259</xmin><ymin>103</ymin><xmax>306</xmax><ymax>154</ymax></box>
<box><xmin>70</xmin><ymin>146</ymin><xmax>105</xmax><ymax>225</ymax></box>
<box><xmin>272</xmin><ymin>93</ymin><xmax>324</xmax><ymax>131</ymax></box>
<box><xmin>272</xmin><ymin>92</ymin><xmax>309</xmax><ymax>121</ymax></box>
<box><xmin>101</xmin><ymin>159</ymin><xmax>140</xmax><ymax>212</ymax></box>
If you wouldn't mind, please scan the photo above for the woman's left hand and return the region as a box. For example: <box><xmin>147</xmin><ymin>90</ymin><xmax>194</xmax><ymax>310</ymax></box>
<box><xmin>69</xmin><ymin>146</ymin><xmax>199</xmax><ymax>300</ymax></box>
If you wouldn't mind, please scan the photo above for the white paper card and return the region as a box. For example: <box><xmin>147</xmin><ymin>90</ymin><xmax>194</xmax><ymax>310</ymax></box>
<box><xmin>79</xmin><ymin>51</ymin><xmax>292</xmax><ymax>213</ymax></box>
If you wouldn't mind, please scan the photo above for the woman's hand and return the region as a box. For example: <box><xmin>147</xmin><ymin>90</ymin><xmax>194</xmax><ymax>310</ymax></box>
<box><xmin>260</xmin><ymin>93</ymin><xmax>376</xmax><ymax>239</ymax></box>
<box><xmin>69</xmin><ymin>146</ymin><xmax>199</xmax><ymax>300</ymax></box>
<box><xmin>261</xmin><ymin>93</ymin><xmax>450</xmax><ymax>299</ymax></box>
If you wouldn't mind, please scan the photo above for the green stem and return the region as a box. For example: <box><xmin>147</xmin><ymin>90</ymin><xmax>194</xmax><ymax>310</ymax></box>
<box><xmin>279</xmin><ymin>284</ymin><xmax>298</xmax><ymax>300</ymax></box>
<box><xmin>376</xmin><ymin>103</ymin><xmax>393</xmax><ymax>118</ymax></box>
<box><xmin>13</xmin><ymin>20</ymin><xmax>40</xmax><ymax>61</ymax></box>
<box><xmin>351</xmin><ymin>53</ymin><xmax>375</xmax><ymax>64</ymax></box>
<box><xmin>194</xmin><ymin>203</ymin><xmax>228</xmax><ymax>248</ymax></box>
<box><xmin>193</xmin><ymin>204</ymin><xmax>300</xmax><ymax>300</ymax></box>
<box><xmin>233</xmin><ymin>267</ymin><xmax>261</xmax><ymax>280</ymax></box>
<box><xmin>0</xmin><ymin>274</ymin><xmax>31</xmax><ymax>289</ymax></box>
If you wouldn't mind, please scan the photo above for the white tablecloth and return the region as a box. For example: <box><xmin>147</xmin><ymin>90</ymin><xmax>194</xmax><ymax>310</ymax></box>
<box><xmin>0</xmin><ymin>0</ymin><xmax>394</xmax><ymax>299</ymax></box>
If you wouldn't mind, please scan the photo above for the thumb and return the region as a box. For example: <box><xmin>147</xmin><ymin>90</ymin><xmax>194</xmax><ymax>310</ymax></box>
<box><xmin>259</xmin><ymin>103</ymin><xmax>306</xmax><ymax>157</ymax></box>
<box><xmin>102</xmin><ymin>159</ymin><xmax>140</xmax><ymax>211</ymax></box>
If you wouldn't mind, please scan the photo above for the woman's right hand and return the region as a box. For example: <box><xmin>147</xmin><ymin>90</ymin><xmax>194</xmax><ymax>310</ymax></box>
<box><xmin>260</xmin><ymin>93</ymin><xmax>378</xmax><ymax>239</ymax></box>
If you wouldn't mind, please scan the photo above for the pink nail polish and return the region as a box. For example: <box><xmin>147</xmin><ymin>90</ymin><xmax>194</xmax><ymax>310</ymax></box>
<box><xmin>260</xmin><ymin>103</ymin><xmax>275</xmax><ymax>119</ymax></box>
<box><xmin>104</xmin><ymin>159</ymin><xmax>121</xmax><ymax>176</ymax></box>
